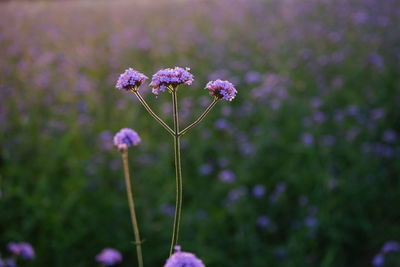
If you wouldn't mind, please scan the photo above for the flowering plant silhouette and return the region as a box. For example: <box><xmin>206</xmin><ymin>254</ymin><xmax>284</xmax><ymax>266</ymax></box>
<box><xmin>114</xmin><ymin>66</ymin><xmax>237</xmax><ymax>266</ymax></box>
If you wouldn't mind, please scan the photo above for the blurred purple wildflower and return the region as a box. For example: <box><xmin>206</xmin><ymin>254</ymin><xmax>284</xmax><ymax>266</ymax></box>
<box><xmin>0</xmin><ymin>259</ymin><xmax>4</xmax><ymax>267</ymax></box>
<box><xmin>369</xmin><ymin>52</ymin><xmax>385</xmax><ymax>70</ymax></box>
<box><xmin>205</xmin><ymin>79</ymin><xmax>237</xmax><ymax>101</ymax></box>
<box><xmin>5</xmin><ymin>259</ymin><xmax>16</xmax><ymax>267</ymax></box>
<box><xmin>301</xmin><ymin>133</ymin><xmax>314</xmax><ymax>146</ymax></box>
<box><xmin>217</xmin><ymin>158</ymin><xmax>230</xmax><ymax>168</ymax></box>
<box><xmin>372</xmin><ymin>253</ymin><xmax>384</xmax><ymax>267</ymax></box>
<box><xmin>257</xmin><ymin>215</ymin><xmax>271</xmax><ymax>228</ymax></box>
<box><xmin>382</xmin><ymin>130</ymin><xmax>397</xmax><ymax>143</ymax></box>
<box><xmin>310</xmin><ymin>97</ymin><xmax>322</xmax><ymax>109</ymax></box>
<box><xmin>334</xmin><ymin>110</ymin><xmax>345</xmax><ymax>122</ymax></box>
<box><xmin>19</xmin><ymin>242</ymin><xmax>35</xmax><ymax>260</ymax></box>
<box><xmin>313</xmin><ymin>111</ymin><xmax>326</xmax><ymax>123</ymax></box>
<box><xmin>252</xmin><ymin>184</ymin><xmax>266</xmax><ymax>198</ymax></box>
<box><xmin>239</xmin><ymin>142</ymin><xmax>254</xmax><ymax>155</ymax></box>
<box><xmin>164</xmin><ymin>246</ymin><xmax>205</xmax><ymax>267</ymax></box>
<box><xmin>149</xmin><ymin>67</ymin><xmax>194</xmax><ymax>95</ymax></box>
<box><xmin>7</xmin><ymin>242</ymin><xmax>35</xmax><ymax>260</ymax></box>
<box><xmin>269</xmin><ymin>182</ymin><xmax>287</xmax><ymax>203</ymax></box>
<box><xmin>113</xmin><ymin>128</ymin><xmax>141</xmax><ymax>150</ymax></box>
<box><xmin>160</xmin><ymin>203</ymin><xmax>175</xmax><ymax>217</ymax></box>
<box><xmin>370</xmin><ymin>108</ymin><xmax>385</xmax><ymax>121</ymax></box>
<box><xmin>215</xmin><ymin>119</ymin><xmax>231</xmax><ymax>131</ymax></box>
<box><xmin>7</xmin><ymin>242</ymin><xmax>19</xmax><ymax>255</ymax></box>
<box><xmin>98</xmin><ymin>130</ymin><xmax>113</xmax><ymax>151</ymax></box>
<box><xmin>95</xmin><ymin>248</ymin><xmax>122</xmax><ymax>266</ymax></box>
<box><xmin>364</xmin><ymin>143</ymin><xmax>395</xmax><ymax>158</ymax></box>
<box><xmin>274</xmin><ymin>248</ymin><xmax>288</xmax><ymax>260</ymax></box>
<box><xmin>245</xmin><ymin>71</ymin><xmax>262</xmax><ymax>83</ymax></box>
<box><xmin>298</xmin><ymin>196</ymin><xmax>308</xmax><ymax>206</ymax></box>
<box><xmin>198</xmin><ymin>164</ymin><xmax>213</xmax><ymax>176</ymax></box>
<box><xmin>227</xmin><ymin>186</ymin><xmax>247</xmax><ymax>202</ymax></box>
<box><xmin>353</xmin><ymin>10</ymin><xmax>368</xmax><ymax>24</ymax></box>
<box><xmin>372</xmin><ymin>241</ymin><xmax>400</xmax><ymax>266</ymax></box>
<box><xmin>381</xmin><ymin>241</ymin><xmax>400</xmax><ymax>253</ymax></box>
<box><xmin>321</xmin><ymin>135</ymin><xmax>335</xmax><ymax>147</ymax></box>
<box><xmin>219</xmin><ymin>170</ymin><xmax>235</xmax><ymax>183</ymax></box>
<box><xmin>327</xmin><ymin>178</ymin><xmax>338</xmax><ymax>189</ymax></box>
<box><xmin>305</xmin><ymin>216</ymin><xmax>318</xmax><ymax>229</ymax></box>
<box><xmin>116</xmin><ymin>68</ymin><xmax>148</xmax><ymax>91</ymax></box>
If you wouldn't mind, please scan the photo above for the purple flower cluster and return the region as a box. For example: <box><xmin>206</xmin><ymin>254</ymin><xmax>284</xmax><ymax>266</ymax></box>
<box><xmin>164</xmin><ymin>246</ymin><xmax>205</xmax><ymax>267</ymax></box>
<box><xmin>205</xmin><ymin>79</ymin><xmax>237</xmax><ymax>101</ymax></box>
<box><xmin>95</xmin><ymin>248</ymin><xmax>122</xmax><ymax>266</ymax></box>
<box><xmin>116</xmin><ymin>68</ymin><xmax>148</xmax><ymax>91</ymax></box>
<box><xmin>113</xmin><ymin>128</ymin><xmax>141</xmax><ymax>150</ymax></box>
<box><xmin>149</xmin><ymin>67</ymin><xmax>194</xmax><ymax>95</ymax></box>
<box><xmin>7</xmin><ymin>242</ymin><xmax>35</xmax><ymax>260</ymax></box>
<box><xmin>373</xmin><ymin>241</ymin><xmax>400</xmax><ymax>267</ymax></box>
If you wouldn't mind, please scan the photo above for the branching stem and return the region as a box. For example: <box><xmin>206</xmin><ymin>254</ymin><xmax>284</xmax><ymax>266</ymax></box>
<box><xmin>179</xmin><ymin>98</ymin><xmax>219</xmax><ymax>136</ymax></box>
<box><xmin>134</xmin><ymin>91</ymin><xmax>174</xmax><ymax>136</ymax></box>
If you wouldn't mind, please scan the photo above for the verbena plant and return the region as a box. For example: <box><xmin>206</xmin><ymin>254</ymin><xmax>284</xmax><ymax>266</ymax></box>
<box><xmin>113</xmin><ymin>67</ymin><xmax>237</xmax><ymax>266</ymax></box>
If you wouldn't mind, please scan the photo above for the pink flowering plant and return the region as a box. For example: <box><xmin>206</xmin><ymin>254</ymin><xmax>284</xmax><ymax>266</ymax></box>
<box><xmin>112</xmin><ymin>66</ymin><xmax>237</xmax><ymax>266</ymax></box>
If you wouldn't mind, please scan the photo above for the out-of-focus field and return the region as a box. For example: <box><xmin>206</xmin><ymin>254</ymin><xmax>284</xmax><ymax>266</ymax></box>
<box><xmin>0</xmin><ymin>0</ymin><xmax>400</xmax><ymax>266</ymax></box>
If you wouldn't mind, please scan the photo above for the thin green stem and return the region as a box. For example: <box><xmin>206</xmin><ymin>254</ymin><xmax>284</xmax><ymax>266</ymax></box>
<box><xmin>170</xmin><ymin>90</ymin><xmax>183</xmax><ymax>255</ymax></box>
<box><xmin>134</xmin><ymin>91</ymin><xmax>174</xmax><ymax>136</ymax></box>
<box><xmin>179</xmin><ymin>97</ymin><xmax>219</xmax><ymax>136</ymax></box>
<box><xmin>121</xmin><ymin>151</ymin><xmax>144</xmax><ymax>267</ymax></box>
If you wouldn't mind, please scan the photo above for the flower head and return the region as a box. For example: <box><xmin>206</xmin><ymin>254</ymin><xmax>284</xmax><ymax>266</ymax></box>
<box><xmin>116</xmin><ymin>68</ymin><xmax>148</xmax><ymax>91</ymax></box>
<box><xmin>7</xmin><ymin>242</ymin><xmax>35</xmax><ymax>260</ymax></box>
<box><xmin>205</xmin><ymin>79</ymin><xmax>237</xmax><ymax>101</ymax></box>
<box><xmin>164</xmin><ymin>246</ymin><xmax>205</xmax><ymax>267</ymax></box>
<box><xmin>113</xmin><ymin>128</ymin><xmax>141</xmax><ymax>151</ymax></box>
<box><xmin>95</xmin><ymin>248</ymin><xmax>122</xmax><ymax>266</ymax></box>
<box><xmin>150</xmin><ymin>67</ymin><xmax>194</xmax><ymax>95</ymax></box>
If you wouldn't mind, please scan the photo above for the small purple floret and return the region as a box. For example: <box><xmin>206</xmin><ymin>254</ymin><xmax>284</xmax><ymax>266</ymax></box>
<box><xmin>113</xmin><ymin>128</ymin><xmax>141</xmax><ymax>149</ymax></box>
<box><xmin>150</xmin><ymin>67</ymin><xmax>194</xmax><ymax>95</ymax></box>
<box><xmin>95</xmin><ymin>248</ymin><xmax>122</xmax><ymax>266</ymax></box>
<box><xmin>205</xmin><ymin>79</ymin><xmax>237</xmax><ymax>101</ymax></box>
<box><xmin>116</xmin><ymin>68</ymin><xmax>148</xmax><ymax>91</ymax></box>
<box><xmin>164</xmin><ymin>246</ymin><xmax>205</xmax><ymax>267</ymax></box>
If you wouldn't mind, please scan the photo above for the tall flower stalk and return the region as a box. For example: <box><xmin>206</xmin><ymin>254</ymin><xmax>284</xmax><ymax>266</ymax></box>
<box><xmin>115</xmin><ymin>67</ymin><xmax>237</xmax><ymax>257</ymax></box>
<box><xmin>121</xmin><ymin>151</ymin><xmax>143</xmax><ymax>267</ymax></box>
<box><xmin>113</xmin><ymin>128</ymin><xmax>143</xmax><ymax>267</ymax></box>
